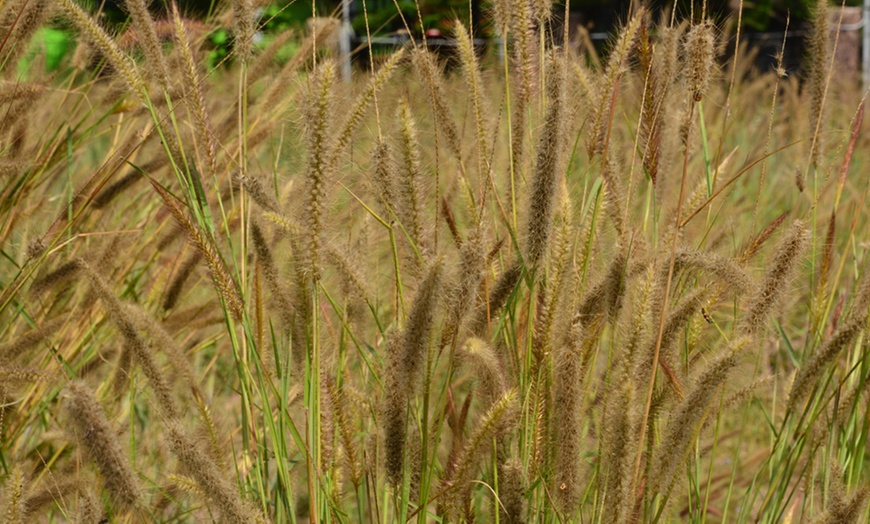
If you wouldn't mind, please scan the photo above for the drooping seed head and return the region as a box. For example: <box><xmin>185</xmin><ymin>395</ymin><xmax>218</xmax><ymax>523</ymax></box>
<box><xmin>739</xmin><ymin>219</ymin><xmax>809</xmax><ymax>335</ymax></box>
<box><xmin>65</xmin><ymin>381</ymin><xmax>141</xmax><ymax>508</ymax></box>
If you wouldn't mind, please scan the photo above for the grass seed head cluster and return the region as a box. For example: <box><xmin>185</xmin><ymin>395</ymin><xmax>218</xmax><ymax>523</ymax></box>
<box><xmin>0</xmin><ymin>0</ymin><xmax>869</xmax><ymax>522</ymax></box>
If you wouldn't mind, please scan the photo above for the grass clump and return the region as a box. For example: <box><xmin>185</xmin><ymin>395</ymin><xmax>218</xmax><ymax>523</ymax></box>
<box><xmin>2</xmin><ymin>1</ymin><xmax>870</xmax><ymax>522</ymax></box>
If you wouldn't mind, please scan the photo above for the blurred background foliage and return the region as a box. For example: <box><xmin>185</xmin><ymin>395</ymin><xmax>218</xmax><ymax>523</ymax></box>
<box><xmin>18</xmin><ymin>0</ymin><xmax>855</xmax><ymax>76</ymax></box>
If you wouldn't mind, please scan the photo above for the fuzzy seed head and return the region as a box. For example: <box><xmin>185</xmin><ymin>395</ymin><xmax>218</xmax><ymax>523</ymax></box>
<box><xmin>66</xmin><ymin>382</ymin><xmax>141</xmax><ymax>508</ymax></box>
<box><xmin>497</xmin><ymin>457</ymin><xmax>527</xmax><ymax>524</ymax></box>
<box><xmin>335</xmin><ymin>49</ymin><xmax>405</xmax><ymax>153</ymax></box>
<box><xmin>381</xmin><ymin>334</ymin><xmax>408</xmax><ymax>486</ymax></box>
<box><xmin>58</xmin><ymin>0</ymin><xmax>144</xmax><ymax>103</ymax></box>
<box><xmin>552</xmin><ymin>334</ymin><xmax>595</xmax><ymax>513</ymax></box>
<box><xmin>524</xmin><ymin>52</ymin><xmax>565</xmax><ymax>267</ymax></box>
<box><xmin>460</xmin><ymin>338</ymin><xmax>508</xmax><ymax>407</ymax></box>
<box><xmin>652</xmin><ymin>336</ymin><xmax>751</xmax><ymax>496</ymax></box>
<box><xmin>166</xmin><ymin>422</ymin><xmax>265</xmax><ymax>523</ymax></box>
<box><xmin>371</xmin><ymin>139</ymin><xmax>398</xmax><ymax>218</ymax></box>
<box><xmin>490</xmin><ymin>0</ymin><xmax>511</xmax><ymax>33</ymax></box>
<box><xmin>806</xmin><ymin>0</ymin><xmax>829</xmax><ymax>167</ymax></box>
<box><xmin>78</xmin><ymin>259</ymin><xmax>179</xmax><ymax>418</ymax></box>
<box><xmin>232</xmin><ymin>0</ymin><xmax>255</xmax><ymax>63</ymax></box>
<box><xmin>472</xmin><ymin>263</ymin><xmax>522</xmax><ymax>336</ymax></box>
<box><xmin>302</xmin><ymin>61</ymin><xmax>337</xmax><ymax>280</ymax></box>
<box><xmin>442</xmin><ymin>389</ymin><xmax>519</xmax><ymax>511</ymax></box>
<box><xmin>788</xmin><ymin>317</ymin><xmax>864</xmax><ymax>412</ymax></box>
<box><xmin>400</xmin><ymin>260</ymin><xmax>443</xmax><ymax>385</ymax></box>
<box><xmin>684</xmin><ymin>20</ymin><xmax>716</xmax><ymax>102</ymax></box>
<box><xmin>740</xmin><ymin>220</ymin><xmax>810</xmax><ymax>335</ymax></box>
<box><xmin>412</xmin><ymin>49</ymin><xmax>461</xmax><ymax>159</ymax></box>
<box><xmin>125</xmin><ymin>0</ymin><xmax>170</xmax><ymax>89</ymax></box>
<box><xmin>2</xmin><ymin>465</ymin><xmax>25</xmax><ymax>524</ymax></box>
<box><xmin>396</xmin><ymin>98</ymin><xmax>425</xmax><ymax>252</ymax></box>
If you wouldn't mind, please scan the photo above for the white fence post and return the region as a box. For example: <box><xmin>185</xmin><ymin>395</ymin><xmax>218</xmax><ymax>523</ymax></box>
<box><xmin>340</xmin><ymin>0</ymin><xmax>353</xmax><ymax>82</ymax></box>
<box><xmin>864</xmin><ymin>0</ymin><xmax>870</xmax><ymax>84</ymax></box>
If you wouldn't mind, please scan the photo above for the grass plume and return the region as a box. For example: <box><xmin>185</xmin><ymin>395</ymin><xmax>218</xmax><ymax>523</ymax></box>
<box><xmin>524</xmin><ymin>52</ymin><xmax>565</xmax><ymax>267</ymax></box>
<box><xmin>65</xmin><ymin>381</ymin><xmax>141</xmax><ymax>509</ymax></box>
<box><xmin>739</xmin><ymin>219</ymin><xmax>809</xmax><ymax>335</ymax></box>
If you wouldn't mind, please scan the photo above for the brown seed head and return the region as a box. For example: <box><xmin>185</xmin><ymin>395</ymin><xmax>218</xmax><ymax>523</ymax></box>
<box><xmin>684</xmin><ymin>20</ymin><xmax>716</xmax><ymax>102</ymax></box>
<box><xmin>65</xmin><ymin>382</ymin><xmax>141</xmax><ymax>508</ymax></box>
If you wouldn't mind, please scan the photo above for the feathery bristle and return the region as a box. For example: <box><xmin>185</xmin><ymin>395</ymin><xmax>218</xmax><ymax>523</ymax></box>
<box><xmin>460</xmin><ymin>338</ymin><xmax>507</xmax><ymax>407</ymax></box>
<box><xmin>806</xmin><ymin>0</ymin><xmax>829</xmax><ymax>167</ymax></box>
<box><xmin>497</xmin><ymin>457</ymin><xmax>527</xmax><ymax>524</ymax></box>
<box><xmin>552</xmin><ymin>330</ymin><xmax>595</xmax><ymax>513</ymax></box>
<box><xmin>382</xmin><ymin>260</ymin><xmax>442</xmax><ymax>485</ymax></box>
<box><xmin>248</xmin><ymin>30</ymin><xmax>294</xmax><ymax>84</ymax></box>
<box><xmin>455</xmin><ymin>19</ymin><xmax>489</xmax><ymax>176</ymax></box>
<box><xmin>536</xmin><ymin>200</ymin><xmax>573</xmax><ymax>353</ymax></box>
<box><xmin>250</xmin><ymin>220</ymin><xmax>295</xmax><ymax>329</ymax></box>
<box><xmin>396</xmin><ymin>98</ymin><xmax>425</xmax><ymax>253</ymax></box>
<box><xmin>651</xmin><ymin>336</ymin><xmax>751</xmax><ymax>497</ymax></box>
<box><xmin>125</xmin><ymin>0</ymin><xmax>170</xmax><ymax>89</ymax></box>
<box><xmin>684</xmin><ymin>20</ymin><xmax>716</xmax><ymax>102</ymax></box>
<box><xmin>532</xmin><ymin>0</ymin><xmax>553</xmax><ymax>23</ymax></box>
<box><xmin>0</xmin><ymin>0</ymin><xmax>28</xmax><ymax>37</ymax></box>
<box><xmin>78</xmin><ymin>259</ymin><xmax>179</xmax><ymax>417</ymax></box>
<box><xmin>399</xmin><ymin>260</ymin><xmax>443</xmax><ymax>385</ymax></box>
<box><xmin>162</xmin><ymin>252</ymin><xmax>201</xmax><ymax>311</ymax></box>
<box><xmin>236</xmin><ymin>172</ymin><xmax>280</xmax><ymax>214</ymax></box>
<box><xmin>93</xmin><ymin>158</ymin><xmax>164</xmax><ymax>209</ymax></box>
<box><xmin>788</xmin><ymin>317</ymin><xmax>864</xmax><ymax>412</ymax></box>
<box><xmin>123</xmin><ymin>303</ymin><xmax>194</xmax><ymax>384</ymax></box>
<box><xmin>0</xmin><ymin>160</ymin><xmax>30</xmax><ymax>180</ymax></box>
<box><xmin>511</xmin><ymin>0</ymin><xmax>536</xmax><ymax>104</ymax></box>
<box><xmin>524</xmin><ymin>52</ymin><xmax>565</xmax><ymax>267</ymax></box>
<box><xmin>739</xmin><ymin>219</ymin><xmax>809</xmax><ymax>335</ymax></box>
<box><xmin>472</xmin><ymin>262</ymin><xmax>522</xmax><ymax>336</ymax></box>
<box><xmin>589</xmin><ymin>12</ymin><xmax>642</xmax><ymax>157</ymax></box>
<box><xmin>58</xmin><ymin>0</ymin><xmax>143</xmax><ymax>101</ymax></box>
<box><xmin>646</xmin><ymin>286</ymin><xmax>707</xmax><ymax>376</ymax></box>
<box><xmin>0</xmin><ymin>0</ymin><xmax>49</xmax><ymax>70</ymax></box>
<box><xmin>232</xmin><ymin>0</ymin><xmax>255</xmax><ymax>64</ymax></box>
<box><xmin>22</xmin><ymin>476</ymin><xmax>84</xmax><ymax>517</ymax></box>
<box><xmin>382</xmin><ymin>334</ymin><xmax>408</xmax><ymax>486</ymax></box>
<box><xmin>0</xmin><ymin>315</ymin><xmax>68</xmax><ymax>362</ymax></box>
<box><xmin>814</xmin><ymin>466</ymin><xmax>870</xmax><ymax>524</ymax></box>
<box><xmin>324</xmin><ymin>246</ymin><xmax>372</xmax><ymax>306</ymax></box>
<box><xmin>412</xmin><ymin>48</ymin><xmax>461</xmax><ymax>160</ymax></box>
<box><xmin>325</xmin><ymin>376</ymin><xmax>362</xmax><ymax>487</ymax></box>
<box><xmin>442</xmin><ymin>228</ymin><xmax>486</xmax><ymax>345</ymax></box>
<box><xmin>261</xmin><ymin>18</ymin><xmax>339</xmax><ymax>108</ymax></box>
<box><xmin>738</xmin><ymin>211</ymin><xmax>790</xmax><ymax>263</ymax></box>
<box><xmin>442</xmin><ymin>389</ymin><xmax>519</xmax><ymax>515</ymax></box>
<box><xmin>150</xmin><ymin>181</ymin><xmax>244</xmax><ymax>319</ymax></box>
<box><xmin>302</xmin><ymin>61</ymin><xmax>337</xmax><ymax>280</ymax></box>
<box><xmin>65</xmin><ymin>382</ymin><xmax>141</xmax><ymax>508</ymax></box>
<box><xmin>335</xmin><ymin>49</ymin><xmax>405</xmax><ymax>153</ymax></box>
<box><xmin>672</xmin><ymin>248</ymin><xmax>753</xmax><ymax>293</ymax></box>
<box><xmin>601</xmin><ymin>149</ymin><xmax>626</xmax><ymax>237</ymax></box>
<box><xmin>165</xmin><ymin>421</ymin><xmax>265</xmax><ymax>523</ymax></box>
<box><xmin>2</xmin><ymin>464</ymin><xmax>25</xmax><ymax>524</ymax></box>
<box><xmin>172</xmin><ymin>2</ymin><xmax>217</xmax><ymax>177</ymax></box>
<box><xmin>490</xmin><ymin>0</ymin><xmax>511</xmax><ymax>33</ymax></box>
<box><xmin>599</xmin><ymin>378</ymin><xmax>638</xmax><ymax>524</ymax></box>
<box><xmin>370</xmin><ymin>138</ymin><xmax>398</xmax><ymax>219</ymax></box>
<box><xmin>577</xmin><ymin>250</ymin><xmax>634</xmax><ymax>324</ymax></box>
